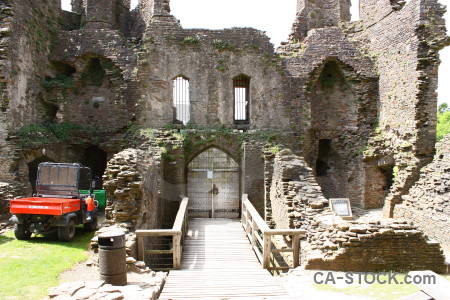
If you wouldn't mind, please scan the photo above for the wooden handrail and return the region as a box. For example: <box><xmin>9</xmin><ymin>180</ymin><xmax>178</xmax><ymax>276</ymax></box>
<box><xmin>241</xmin><ymin>194</ymin><xmax>306</xmax><ymax>271</ymax></box>
<box><xmin>136</xmin><ymin>195</ymin><xmax>189</xmax><ymax>270</ymax></box>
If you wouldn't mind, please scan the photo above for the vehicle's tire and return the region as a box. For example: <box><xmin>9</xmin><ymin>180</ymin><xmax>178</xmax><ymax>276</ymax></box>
<box><xmin>58</xmin><ymin>219</ymin><xmax>76</xmax><ymax>242</ymax></box>
<box><xmin>83</xmin><ymin>217</ymin><xmax>98</xmax><ymax>232</ymax></box>
<box><xmin>14</xmin><ymin>224</ymin><xmax>32</xmax><ymax>240</ymax></box>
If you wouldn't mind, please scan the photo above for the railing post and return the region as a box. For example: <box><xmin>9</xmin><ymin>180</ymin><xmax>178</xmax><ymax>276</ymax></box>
<box><xmin>241</xmin><ymin>199</ymin><xmax>247</xmax><ymax>228</ymax></box>
<box><xmin>263</xmin><ymin>232</ymin><xmax>271</xmax><ymax>269</ymax></box>
<box><xmin>246</xmin><ymin>209</ymin><xmax>252</xmax><ymax>236</ymax></box>
<box><xmin>251</xmin><ymin>219</ymin><xmax>257</xmax><ymax>248</ymax></box>
<box><xmin>137</xmin><ymin>235</ymin><xmax>144</xmax><ymax>261</ymax></box>
<box><xmin>293</xmin><ymin>234</ymin><xmax>300</xmax><ymax>268</ymax></box>
<box><xmin>173</xmin><ymin>234</ymin><xmax>181</xmax><ymax>269</ymax></box>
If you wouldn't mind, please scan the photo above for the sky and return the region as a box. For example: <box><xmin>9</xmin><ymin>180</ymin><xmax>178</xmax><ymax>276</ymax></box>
<box><xmin>61</xmin><ymin>0</ymin><xmax>450</xmax><ymax>104</ymax></box>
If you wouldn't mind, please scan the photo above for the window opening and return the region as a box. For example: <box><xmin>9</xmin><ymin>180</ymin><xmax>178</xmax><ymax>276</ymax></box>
<box><xmin>316</xmin><ymin>139</ymin><xmax>332</xmax><ymax>176</ymax></box>
<box><xmin>350</xmin><ymin>0</ymin><xmax>360</xmax><ymax>21</ymax></box>
<box><xmin>233</xmin><ymin>75</ymin><xmax>250</xmax><ymax>123</ymax></box>
<box><xmin>61</xmin><ymin>0</ymin><xmax>72</xmax><ymax>12</ymax></box>
<box><xmin>130</xmin><ymin>0</ymin><xmax>138</xmax><ymax>10</ymax></box>
<box><xmin>379</xmin><ymin>165</ymin><xmax>395</xmax><ymax>191</ymax></box>
<box><xmin>173</xmin><ymin>76</ymin><xmax>190</xmax><ymax>124</ymax></box>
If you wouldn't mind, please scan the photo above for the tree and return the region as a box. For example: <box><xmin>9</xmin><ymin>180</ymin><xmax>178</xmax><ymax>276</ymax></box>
<box><xmin>437</xmin><ymin>103</ymin><xmax>450</xmax><ymax>141</ymax></box>
<box><xmin>438</xmin><ymin>103</ymin><xmax>449</xmax><ymax>114</ymax></box>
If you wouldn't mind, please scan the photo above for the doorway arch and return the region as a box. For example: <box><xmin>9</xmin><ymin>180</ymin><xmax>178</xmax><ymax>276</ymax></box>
<box><xmin>187</xmin><ymin>147</ymin><xmax>240</xmax><ymax>218</ymax></box>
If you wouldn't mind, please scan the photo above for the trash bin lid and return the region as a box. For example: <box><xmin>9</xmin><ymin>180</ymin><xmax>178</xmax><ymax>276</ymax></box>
<box><xmin>98</xmin><ymin>231</ymin><xmax>126</xmax><ymax>249</ymax></box>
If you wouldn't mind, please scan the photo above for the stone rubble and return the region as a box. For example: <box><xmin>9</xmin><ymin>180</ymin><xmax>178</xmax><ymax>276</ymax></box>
<box><xmin>303</xmin><ymin>216</ymin><xmax>446</xmax><ymax>273</ymax></box>
<box><xmin>266</xmin><ymin>149</ymin><xmax>447</xmax><ymax>273</ymax></box>
<box><xmin>266</xmin><ymin>149</ymin><xmax>329</xmax><ymax>229</ymax></box>
<box><xmin>0</xmin><ymin>221</ymin><xmax>12</xmax><ymax>234</ymax></box>
<box><xmin>102</xmin><ymin>149</ymin><xmax>144</xmax><ymax>229</ymax></box>
<box><xmin>45</xmin><ymin>271</ymin><xmax>167</xmax><ymax>300</ymax></box>
<box><xmin>0</xmin><ymin>182</ymin><xmax>16</xmax><ymax>220</ymax></box>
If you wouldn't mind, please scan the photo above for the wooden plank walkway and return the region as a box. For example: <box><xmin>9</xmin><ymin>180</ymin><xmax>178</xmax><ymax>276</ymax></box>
<box><xmin>159</xmin><ymin>218</ymin><xmax>289</xmax><ymax>299</ymax></box>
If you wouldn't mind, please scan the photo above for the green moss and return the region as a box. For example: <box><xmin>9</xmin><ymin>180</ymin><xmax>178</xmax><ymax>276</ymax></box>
<box><xmin>392</xmin><ymin>166</ymin><xmax>399</xmax><ymax>180</ymax></box>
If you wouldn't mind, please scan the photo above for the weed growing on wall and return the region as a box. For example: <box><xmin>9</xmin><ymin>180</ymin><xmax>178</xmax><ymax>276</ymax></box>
<box><xmin>16</xmin><ymin>122</ymin><xmax>85</xmax><ymax>147</ymax></box>
<box><xmin>180</xmin><ymin>37</ymin><xmax>200</xmax><ymax>46</ymax></box>
<box><xmin>212</xmin><ymin>39</ymin><xmax>236</xmax><ymax>51</ymax></box>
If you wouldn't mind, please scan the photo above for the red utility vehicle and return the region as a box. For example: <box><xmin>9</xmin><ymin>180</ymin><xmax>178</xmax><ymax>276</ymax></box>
<box><xmin>9</xmin><ymin>162</ymin><xmax>98</xmax><ymax>242</ymax></box>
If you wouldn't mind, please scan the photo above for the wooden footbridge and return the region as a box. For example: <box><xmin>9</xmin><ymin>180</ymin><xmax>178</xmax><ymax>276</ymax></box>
<box><xmin>136</xmin><ymin>195</ymin><xmax>306</xmax><ymax>299</ymax></box>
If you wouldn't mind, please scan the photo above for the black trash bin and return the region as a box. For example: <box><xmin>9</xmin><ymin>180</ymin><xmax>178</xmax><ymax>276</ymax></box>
<box><xmin>98</xmin><ymin>231</ymin><xmax>127</xmax><ymax>286</ymax></box>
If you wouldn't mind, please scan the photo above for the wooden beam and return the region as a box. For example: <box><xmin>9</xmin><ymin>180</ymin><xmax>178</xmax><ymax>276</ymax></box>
<box><xmin>263</xmin><ymin>232</ymin><xmax>271</xmax><ymax>269</ymax></box>
<box><xmin>173</xmin><ymin>234</ymin><xmax>181</xmax><ymax>269</ymax></box>
<box><xmin>137</xmin><ymin>236</ymin><xmax>144</xmax><ymax>261</ymax></box>
<box><xmin>135</xmin><ymin>229</ymin><xmax>182</xmax><ymax>237</ymax></box>
<box><xmin>145</xmin><ymin>249</ymin><xmax>174</xmax><ymax>254</ymax></box>
<box><xmin>292</xmin><ymin>235</ymin><xmax>300</xmax><ymax>268</ymax></box>
<box><xmin>173</xmin><ymin>196</ymin><xmax>189</xmax><ymax>231</ymax></box>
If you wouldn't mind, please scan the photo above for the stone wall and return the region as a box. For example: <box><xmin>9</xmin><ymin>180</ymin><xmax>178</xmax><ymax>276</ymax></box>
<box><xmin>137</xmin><ymin>27</ymin><xmax>287</xmax><ymax>129</ymax></box>
<box><xmin>290</xmin><ymin>0</ymin><xmax>351</xmax><ymax>41</ymax></box>
<box><xmin>279</xmin><ymin>26</ymin><xmax>379</xmax><ymax>209</ymax></box>
<box><xmin>48</xmin><ymin>29</ymin><xmax>139</xmax><ymax>131</ymax></box>
<box><xmin>394</xmin><ymin>134</ymin><xmax>450</xmax><ymax>252</ymax></box>
<box><xmin>267</xmin><ymin>149</ymin><xmax>328</xmax><ymax>229</ymax></box>
<box><xmin>304</xmin><ymin>216</ymin><xmax>446</xmax><ymax>273</ymax></box>
<box><xmin>347</xmin><ymin>0</ymin><xmax>450</xmax><ymax>216</ymax></box>
<box><xmin>266</xmin><ymin>149</ymin><xmax>446</xmax><ymax>273</ymax></box>
<box><xmin>47</xmin><ymin>13</ymin><xmax>289</xmax><ymax>131</ymax></box>
<box><xmin>103</xmin><ymin>147</ymin><xmax>163</xmax><ymax>230</ymax></box>
<box><xmin>242</xmin><ymin>142</ymin><xmax>265</xmax><ymax>216</ymax></box>
<box><xmin>0</xmin><ymin>0</ymin><xmax>62</xmax><ymax>183</ymax></box>
<box><xmin>103</xmin><ymin>149</ymin><xmax>145</xmax><ymax>229</ymax></box>
<box><xmin>0</xmin><ymin>182</ymin><xmax>16</xmax><ymax>220</ymax></box>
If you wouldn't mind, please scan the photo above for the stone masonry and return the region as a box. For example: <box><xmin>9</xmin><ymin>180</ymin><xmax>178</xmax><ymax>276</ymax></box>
<box><xmin>304</xmin><ymin>216</ymin><xmax>446</xmax><ymax>273</ymax></box>
<box><xmin>266</xmin><ymin>149</ymin><xmax>447</xmax><ymax>273</ymax></box>
<box><xmin>394</xmin><ymin>134</ymin><xmax>450</xmax><ymax>253</ymax></box>
<box><xmin>0</xmin><ymin>0</ymin><xmax>448</xmax><ymax>275</ymax></box>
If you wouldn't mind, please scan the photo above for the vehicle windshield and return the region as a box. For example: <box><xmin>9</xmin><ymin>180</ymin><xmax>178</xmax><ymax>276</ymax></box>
<box><xmin>38</xmin><ymin>165</ymin><xmax>78</xmax><ymax>187</ymax></box>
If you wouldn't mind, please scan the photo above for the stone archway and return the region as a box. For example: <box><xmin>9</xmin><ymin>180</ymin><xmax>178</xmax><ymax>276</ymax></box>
<box><xmin>187</xmin><ymin>147</ymin><xmax>240</xmax><ymax>218</ymax></box>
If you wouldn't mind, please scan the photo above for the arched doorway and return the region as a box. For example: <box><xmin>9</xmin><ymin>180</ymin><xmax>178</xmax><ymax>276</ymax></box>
<box><xmin>81</xmin><ymin>146</ymin><xmax>107</xmax><ymax>189</ymax></box>
<box><xmin>187</xmin><ymin>147</ymin><xmax>240</xmax><ymax>218</ymax></box>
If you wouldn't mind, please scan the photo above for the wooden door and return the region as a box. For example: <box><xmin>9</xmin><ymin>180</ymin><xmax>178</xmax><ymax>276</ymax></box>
<box><xmin>187</xmin><ymin>148</ymin><xmax>239</xmax><ymax>218</ymax></box>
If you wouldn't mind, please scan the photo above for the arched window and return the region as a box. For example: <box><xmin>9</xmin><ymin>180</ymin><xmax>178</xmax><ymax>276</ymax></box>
<box><xmin>173</xmin><ymin>76</ymin><xmax>190</xmax><ymax>124</ymax></box>
<box><xmin>233</xmin><ymin>75</ymin><xmax>250</xmax><ymax>124</ymax></box>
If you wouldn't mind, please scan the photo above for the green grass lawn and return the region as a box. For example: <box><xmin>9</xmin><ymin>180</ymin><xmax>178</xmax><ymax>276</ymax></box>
<box><xmin>315</xmin><ymin>273</ymin><xmax>450</xmax><ymax>300</ymax></box>
<box><xmin>0</xmin><ymin>228</ymin><xmax>94</xmax><ymax>300</ymax></box>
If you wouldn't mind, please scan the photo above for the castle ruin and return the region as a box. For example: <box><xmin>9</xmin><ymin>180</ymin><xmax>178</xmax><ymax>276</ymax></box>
<box><xmin>0</xmin><ymin>0</ymin><xmax>449</xmax><ymax>272</ymax></box>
